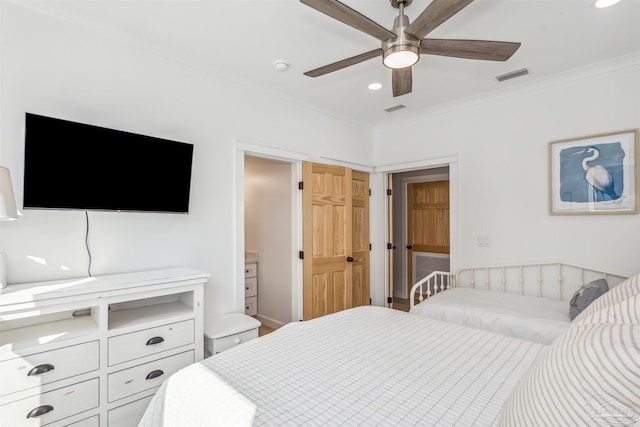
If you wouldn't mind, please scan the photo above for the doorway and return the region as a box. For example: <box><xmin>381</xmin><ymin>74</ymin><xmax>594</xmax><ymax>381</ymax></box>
<box><xmin>244</xmin><ymin>155</ymin><xmax>295</xmax><ymax>329</ymax></box>
<box><xmin>390</xmin><ymin>167</ymin><xmax>450</xmax><ymax>308</ymax></box>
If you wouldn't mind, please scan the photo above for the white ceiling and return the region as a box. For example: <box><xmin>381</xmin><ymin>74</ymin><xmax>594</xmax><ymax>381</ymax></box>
<box><xmin>19</xmin><ymin>0</ymin><xmax>640</xmax><ymax>125</ymax></box>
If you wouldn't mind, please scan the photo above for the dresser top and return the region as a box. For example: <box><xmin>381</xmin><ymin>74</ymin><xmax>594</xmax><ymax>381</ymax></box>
<box><xmin>0</xmin><ymin>267</ymin><xmax>209</xmax><ymax>310</ymax></box>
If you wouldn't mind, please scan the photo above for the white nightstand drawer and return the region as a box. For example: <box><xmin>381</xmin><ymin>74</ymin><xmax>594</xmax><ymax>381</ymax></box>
<box><xmin>0</xmin><ymin>341</ymin><xmax>99</xmax><ymax>397</ymax></box>
<box><xmin>244</xmin><ymin>263</ymin><xmax>257</xmax><ymax>279</ymax></box>
<box><xmin>0</xmin><ymin>378</ymin><xmax>99</xmax><ymax>427</ymax></box>
<box><xmin>108</xmin><ymin>320</ymin><xmax>194</xmax><ymax>366</ymax></box>
<box><xmin>244</xmin><ymin>296</ymin><xmax>257</xmax><ymax>316</ymax></box>
<box><xmin>108</xmin><ymin>350</ymin><xmax>194</xmax><ymax>402</ymax></box>
<box><xmin>245</xmin><ymin>277</ymin><xmax>257</xmax><ymax>297</ymax></box>
<box><xmin>212</xmin><ymin>329</ymin><xmax>258</xmax><ymax>354</ymax></box>
<box><xmin>108</xmin><ymin>395</ymin><xmax>154</xmax><ymax>427</ymax></box>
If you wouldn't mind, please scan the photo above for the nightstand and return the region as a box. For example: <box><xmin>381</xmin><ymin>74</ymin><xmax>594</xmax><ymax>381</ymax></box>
<box><xmin>204</xmin><ymin>313</ymin><xmax>261</xmax><ymax>355</ymax></box>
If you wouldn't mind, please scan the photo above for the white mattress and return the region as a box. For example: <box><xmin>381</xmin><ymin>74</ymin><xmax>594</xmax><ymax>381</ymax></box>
<box><xmin>139</xmin><ymin>306</ymin><xmax>546</xmax><ymax>427</ymax></box>
<box><xmin>410</xmin><ymin>287</ymin><xmax>570</xmax><ymax>344</ymax></box>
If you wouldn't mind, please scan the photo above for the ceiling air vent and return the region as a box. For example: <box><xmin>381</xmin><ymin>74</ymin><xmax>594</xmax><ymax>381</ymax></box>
<box><xmin>496</xmin><ymin>67</ymin><xmax>529</xmax><ymax>82</ymax></box>
<box><xmin>385</xmin><ymin>104</ymin><xmax>406</xmax><ymax>113</ymax></box>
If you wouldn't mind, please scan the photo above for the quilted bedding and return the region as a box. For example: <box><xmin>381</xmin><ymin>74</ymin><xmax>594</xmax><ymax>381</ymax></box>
<box><xmin>139</xmin><ymin>306</ymin><xmax>546</xmax><ymax>427</ymax></box>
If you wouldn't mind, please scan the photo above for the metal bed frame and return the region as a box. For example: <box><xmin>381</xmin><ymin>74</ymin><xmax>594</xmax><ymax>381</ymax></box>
<box><xmin>409</xmin><ymin>261</ymin><xmax>629</xmax><ymax>310</ymax></box>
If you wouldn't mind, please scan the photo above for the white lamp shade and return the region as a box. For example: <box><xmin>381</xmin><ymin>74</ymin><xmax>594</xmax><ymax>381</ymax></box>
<box><xmin>594</xmin><ymin>0</ymin><xmax>622</xmax><ymax>7</ymax></box>
<box><xmin>0</xmin><ymin>167</ymin><xmax>18</xmax><ymax>220</ymax></box>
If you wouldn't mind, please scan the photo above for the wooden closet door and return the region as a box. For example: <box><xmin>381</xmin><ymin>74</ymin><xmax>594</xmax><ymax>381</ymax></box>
<box><xmin>407</xmin><ymin>180</ymin><xmax>450</xmax><ymax>294</ymax></box>
<box><xmin>302</xmin><ymin>162</ymin><xmax>353</xmax><ymax>320</ymax></box>
<box><xmin>351</xmin><ymin>171</ymin><xmax>370</xmax><ymax>307</ymax></box>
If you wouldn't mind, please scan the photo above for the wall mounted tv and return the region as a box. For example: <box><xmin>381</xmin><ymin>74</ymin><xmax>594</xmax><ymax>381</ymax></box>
<box><xmin>23</xmin><ymin>113</ymin><xmax>194</xmax><ymax>213</ymax></box>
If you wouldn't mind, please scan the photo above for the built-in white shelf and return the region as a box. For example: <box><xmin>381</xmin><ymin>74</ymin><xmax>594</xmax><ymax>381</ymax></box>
<box><xmin>109</xmin><ymin>301</ymin><xmax>193</xmax><ymax>331</ymax></box>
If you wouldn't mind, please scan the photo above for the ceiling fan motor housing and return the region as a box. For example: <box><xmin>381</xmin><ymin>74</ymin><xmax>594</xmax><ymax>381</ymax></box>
<box><xmin>382</xmin><ymin>12</ymin><xmax>420</xmax><ymax>69</ymax></box>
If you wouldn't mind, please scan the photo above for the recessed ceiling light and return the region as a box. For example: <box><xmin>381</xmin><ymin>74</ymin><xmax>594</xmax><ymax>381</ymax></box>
<box><xmin>594</xmin><ymin>0</ymin><xmax>622</xmax><ymax>8</ymax></box>
<box><xmin>368</xmin><ymin>82</ymin><xmax>383</xmax><ymax>91</ymax></box>
<box><xmin>273</xmin><ymin>60</ymin><xmax>290</xmax><ymax>72</ymax></box>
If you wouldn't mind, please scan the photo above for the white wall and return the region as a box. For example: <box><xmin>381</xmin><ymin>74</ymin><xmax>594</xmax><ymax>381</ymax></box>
<box><xmin>0</xmin><ymin>3</ymin><xmax>373</xmax><ymax>328</ymax></box>
<box><xmin>374</xmin><ymin>55</ymin><xmax>640</xmax><ymax>277</ymax></box>
<box><xmin>244</xmin><ymin>156</ymin><xmax>292</xmax><ymax>327</ymax></box>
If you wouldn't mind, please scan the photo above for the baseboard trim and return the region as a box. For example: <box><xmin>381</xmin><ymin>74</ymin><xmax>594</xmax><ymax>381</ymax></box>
<box><xmin>255</xmin><ymin>314</ymin><xmax>286</xmax><ymax>329</ymax></box>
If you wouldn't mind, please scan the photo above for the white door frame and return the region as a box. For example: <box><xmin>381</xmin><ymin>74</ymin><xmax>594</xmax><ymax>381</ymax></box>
<box><xmin>234</xmin><ymin>138</ymin><xmax>308</xmax><ymax>322</ymax></box>
<box><xmin>372</xmin><ymin>154</ymin><xmax>459</xmax><ymax>306</ymax></box>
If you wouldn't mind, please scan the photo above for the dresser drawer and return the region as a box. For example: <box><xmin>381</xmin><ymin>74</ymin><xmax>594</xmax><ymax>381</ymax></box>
<box><xmin>0</xmin><ymin>378</ymin><xmax>99</xmax><ymax>427</ymax></box>
<box><xmin>212</xmin><ymin>329</ymin><xmax>258</xmax><ymax>354</ymax></box>
<box><xmin>108</xmin><ymin>320</ymin><xmax>194</xmax><ymax>366</ymax></box>
<box><xmin>108</xmin><ymin>350</ymin><xmax>193</xmax><ymax>402</ymax></box>
<box><xmin>244</xmin><ymin>277</ymin><xmax>257</xmax><ymax>297</ymax></box>
<box><xmin>67</xmin><ymin>414</ymin><xmax>100</xmax><ymax>427</ymax></box>
<box><xmin>108</xmin><ymin>395</ymin><xmax>153</xmax><ymax>427</ymax></box>
<box><xmin>244</xmin><ymin>296</ymin><xmax>257</xmax><ymax>316</ymax></box>
<box><xmin>0</xmin><ymin>341</ymin><xmax>99</xmax><ymax>397</ymax></box>
<box><xmin>244</xmin><ymin>263</ymin><xmax>257</xmax><ymax>279</ymax></box>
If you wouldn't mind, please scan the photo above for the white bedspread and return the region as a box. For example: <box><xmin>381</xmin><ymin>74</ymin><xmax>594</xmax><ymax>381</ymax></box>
<box><xmin>410</xmin><ymin>287</ymin><xmax>570</xmax><ymax>344</ymax></box>
<box><xmin>139</xmin><ymin>306</ymin><xmax>545</xmax><ymax>427</ymax></box>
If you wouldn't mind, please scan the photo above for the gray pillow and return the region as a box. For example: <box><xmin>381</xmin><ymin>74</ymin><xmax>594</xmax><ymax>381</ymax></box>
<box><xmin>569</xmin><ymin>278</ymin><xmax>608</xmax><ymax>320</ymax></box>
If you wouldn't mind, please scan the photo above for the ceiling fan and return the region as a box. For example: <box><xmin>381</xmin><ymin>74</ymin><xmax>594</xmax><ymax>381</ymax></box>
<box><xmin>301</xmin><ymin>0</ymin><xmax>521</xmax><ymax>97</ymax></box>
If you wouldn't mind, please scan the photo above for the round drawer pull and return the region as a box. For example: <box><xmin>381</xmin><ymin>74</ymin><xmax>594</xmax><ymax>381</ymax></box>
<box><xmin>27</xmin><ymin>405</ymin><xmax>54</xmax><ymax>418</ymax></box>
<box><xmin>28</xmin><ymin>364</ymin><xmax>55</xmax><ymax>376</ymax></box>
<box><xmin>146</xmin><ymin>369</ymin><xmax>164</xmax><ymax>380</ymax></box>
<box><xmin>146</xmin><ymin>336</ymin><xmax>165</xmax><ymax>346</ymax></box>
<box><xmin>234</xmin><ymin>337</ymin><xmax>241</xmax><ymax>344</ymax></box>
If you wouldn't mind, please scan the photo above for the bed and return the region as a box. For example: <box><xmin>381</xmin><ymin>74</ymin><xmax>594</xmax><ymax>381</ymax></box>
<box><xmin>409</xmin><ymin>262</ymin><xmax>629</xmax><ymax>344</ymax></box>
<box><xmin>140</xmin><ymin>306</ymin><xmax>546</xmax><ymax>426</ymax></box>
<box><xmin>139</xmin><ymin>270</ymin><xmax>639</xmax><ymax>427</ymax></box>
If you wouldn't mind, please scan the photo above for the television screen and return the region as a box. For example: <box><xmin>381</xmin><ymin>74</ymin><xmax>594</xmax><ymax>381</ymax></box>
<box><xmin>23</xmin><ymin>113</ymin><xmax>194</xmax><ymax>213</ymax></box>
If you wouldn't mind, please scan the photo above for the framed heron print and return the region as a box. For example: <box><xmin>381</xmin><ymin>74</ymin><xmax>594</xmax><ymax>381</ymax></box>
<box><xmin>549</xmin><ymin>129</ymin><xmax>638</xmax><ymax>215</ymax></box>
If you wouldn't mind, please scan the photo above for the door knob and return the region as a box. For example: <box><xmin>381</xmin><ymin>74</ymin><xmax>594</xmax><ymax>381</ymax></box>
<box><xmin>346</xmin><ymin>257</ymin><xmax>354</xmax><ymax>262</ymax></box>
<box><xmin>406</xmin><ymin>245</ymin><xmax>413</xmax><ymax>249</ymax></box>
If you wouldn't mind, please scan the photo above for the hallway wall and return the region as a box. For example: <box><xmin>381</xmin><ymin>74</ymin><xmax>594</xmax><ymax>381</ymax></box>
<box><xmin>244</xmin><ymin>156</ymin><xmax>293</xmax><ymax>327</ymax></box>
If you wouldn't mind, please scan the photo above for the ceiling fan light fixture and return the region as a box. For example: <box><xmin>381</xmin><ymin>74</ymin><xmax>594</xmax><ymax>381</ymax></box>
<box><xmin>383</xmin><ymin>45</ymin><xmax>420</xmax><ymax>69</ymax></box>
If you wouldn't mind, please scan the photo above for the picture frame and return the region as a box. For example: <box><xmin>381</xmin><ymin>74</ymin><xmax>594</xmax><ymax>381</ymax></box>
<box><xmin>549</xmin><ymin>129</ymin><xmax>639</xmax><ymax>215</ymax></box>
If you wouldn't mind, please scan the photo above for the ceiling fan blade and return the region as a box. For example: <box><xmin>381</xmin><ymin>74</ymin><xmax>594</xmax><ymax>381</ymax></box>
<box><xmin>392</xmin><ymin>67</ymin><xmax>412</xmax><ymax>97</ymax></box>
<box><xmin>420</xmin><ymin>39</ymin><xmax>521</xmax><ymax>61</ymax></box>
<box><xmin>405</xmin><ymin>0</ymin><xmax>474</xmax><ymax>39</ymax></box>
<box><xmin>304</xmin><ymin>49</ymin><xmax>382</xmax><ymax>77</ymax></box>
<box><xmin>300</xmin><ymin>0</ymin><xmax>396</xmax><ymax>41</ymax></box>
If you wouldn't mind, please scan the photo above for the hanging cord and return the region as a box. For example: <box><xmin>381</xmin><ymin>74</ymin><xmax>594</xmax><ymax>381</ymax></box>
<box><xmin>85</xmin><ymin>211</ymin><xmax>92</xmax><ymax>277</ymax></box>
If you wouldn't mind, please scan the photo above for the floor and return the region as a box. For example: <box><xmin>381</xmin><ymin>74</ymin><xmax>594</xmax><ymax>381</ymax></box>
<box><xmin>258</xmin><ymin>324</ymin><xmax>276</xmax><ymax>337</ymax></box>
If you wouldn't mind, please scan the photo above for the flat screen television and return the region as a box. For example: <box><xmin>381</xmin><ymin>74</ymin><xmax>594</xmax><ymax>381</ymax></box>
<box><xmin>23</xmin><ymin>113</ymin><xmax>194</xmax><ymax>213</ymax></box>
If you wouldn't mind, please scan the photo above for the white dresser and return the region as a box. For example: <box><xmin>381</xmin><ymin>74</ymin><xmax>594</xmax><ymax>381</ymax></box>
<box><xmin>0</xmin><ymin>268</ymin><xmax>208</xmax><ymax>427</ymax></box>
<box><xmin>244</xmin><ymin>253</ymin><xmax>258</xmax><ymax>316</ymax></box>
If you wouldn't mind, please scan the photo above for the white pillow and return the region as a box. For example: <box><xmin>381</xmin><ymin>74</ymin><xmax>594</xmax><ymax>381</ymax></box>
<box><xmin>574</xmin><ymin>294</ymin><xmax>639</xmax><ymax>325</ymax></box>
<box><xmin>573</xmin><ymin>274</ymin><xmax>639</xmax><ymax>323</ymax></box>
<box><xmin>499</xmin><ymin>322</ymin><xmax>640</xmax><ymax>426</ymax></box>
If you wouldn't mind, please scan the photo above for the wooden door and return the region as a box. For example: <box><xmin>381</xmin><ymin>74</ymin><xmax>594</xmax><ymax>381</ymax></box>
<box><xmin>302</xmin><ymin>162</ymin><xmax>353</xmax><ymax>320</ymax></box>
<box><xmin>407</xmin><ymin>180</ymin><xmax>450</xmax><ymax>295</ymax></box>
<box><xmin>351</xmin><ymin>171</ymin><xmax>370</xmax><ymax>307</ymax></box>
